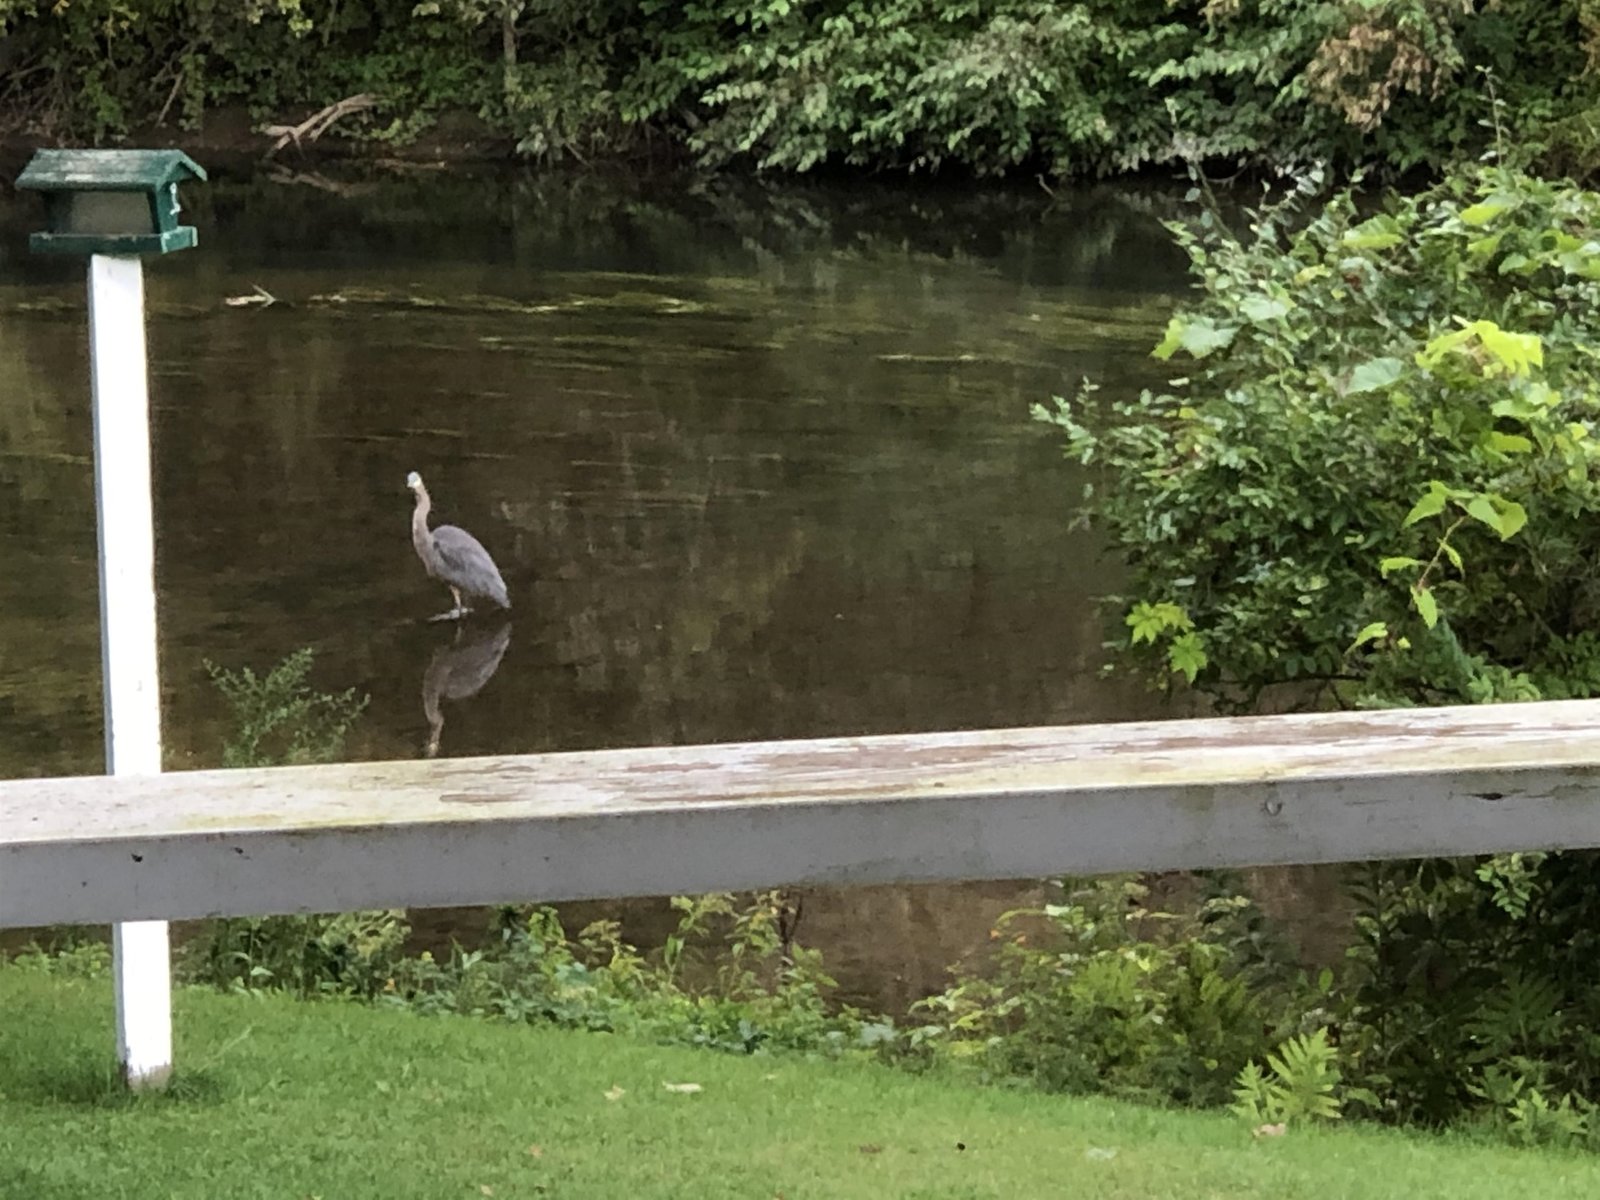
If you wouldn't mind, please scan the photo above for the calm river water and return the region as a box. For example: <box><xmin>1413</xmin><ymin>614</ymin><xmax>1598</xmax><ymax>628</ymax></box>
<box><xmin>0</xmin><ymin>166</ymin><xmax>1192</xmax><ymax>1009</ymax></box>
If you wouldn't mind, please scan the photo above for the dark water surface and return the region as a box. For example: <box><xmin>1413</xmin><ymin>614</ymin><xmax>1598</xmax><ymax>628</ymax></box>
<box><xmin>0</xmin><ymin>168</ymin><xmax>1188</xmax><ymax>1008</ymax></box>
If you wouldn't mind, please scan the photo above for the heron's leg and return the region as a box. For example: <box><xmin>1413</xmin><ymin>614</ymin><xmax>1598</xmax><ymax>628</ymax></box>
<box><xmin>428</xmin><ymin>587</ymin><xmax>467</xmax><ymax>622</ymax></box>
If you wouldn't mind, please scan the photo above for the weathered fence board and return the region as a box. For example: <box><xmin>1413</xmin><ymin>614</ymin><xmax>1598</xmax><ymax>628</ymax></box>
<box><xmin>7</xmin><ymin>699</ymin><xmax>1600</xmax><ymax>928</ymax></box>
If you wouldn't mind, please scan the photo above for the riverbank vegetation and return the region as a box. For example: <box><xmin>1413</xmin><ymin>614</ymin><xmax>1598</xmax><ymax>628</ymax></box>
<box><xmin>1034</xmin><ymin>159</ymin><xmax>1600</xmax><ymax>1141</ymax></box>
<box><xmin>0</xmin><ymin>2</ymin><xmax>1596</xmax><ymax>180</ymax></box>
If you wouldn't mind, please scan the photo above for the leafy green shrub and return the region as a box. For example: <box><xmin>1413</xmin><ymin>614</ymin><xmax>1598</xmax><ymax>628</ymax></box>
<box><xmin>6</xmin><ymin>936</ymin><xmax>112</xmax><ymax>980</ymax></box>
<box><xmin>204</xmin><ymin>649</ymin><xmax>368</xmax><ymax>769</ymax></box>
<box><xmin>622</xmin><ymin>0</ymin><xmax>1597</xmax><ymax>178</ymax></box>
<box><xmin>1469</xmin><ymin>1062</ymin><xmax>1598</xmax><ymax>1148</ymax></box>
<box><xmin>185</xmin><ymin>909</ymin><xmax>412</xmax><ymax>999</ymax></box>
<box><xmin>910</xmin><ymin>876</ymin><xmax>1317</xmax><ymax>1106</ymax></box>
<box><xmin>182</xmin><ymin>649</ymin><xmax>873</xmax><ymax>1059</ymax></box>
<box><xmin>389</xmin><ymin>893</ymin><xmax>882</xmax><ymax>1059</ymax></box>
<box><xmin>1337</xmin><ymin>851</ymin><xmax>1600</xmax><ymax>1129</ymax></box>
<box><xmin>1035</xmin><ymin>160</ymin><xmax>1600</xmax><ymax>1133</ymax></box>
<box><xmin>1034</xmin><ymin>162</ymin><xmax>1600</xmax><ymax>710</ymax></box>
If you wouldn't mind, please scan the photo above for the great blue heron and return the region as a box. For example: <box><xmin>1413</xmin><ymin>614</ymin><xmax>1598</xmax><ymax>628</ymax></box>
<box><xmin>406</xmin><ymin>471</ymin><xmax>511</xmax><ymax>621</ymax></box>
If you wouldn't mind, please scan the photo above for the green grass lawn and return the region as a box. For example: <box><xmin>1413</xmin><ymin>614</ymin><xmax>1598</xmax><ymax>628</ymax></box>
<box><xmin>5</xmin><ymin>966</ymin><xmax>1600</xmax><ymax>1199</ymax></box>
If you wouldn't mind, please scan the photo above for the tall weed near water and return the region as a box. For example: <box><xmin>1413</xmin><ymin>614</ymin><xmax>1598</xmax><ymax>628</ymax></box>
<box><xmin>183</xmin><ymin>650</ymin><xmax>387</xmax><ymax>996</ymax></box>
<box><xmin>1231</xmin><ymin>1028</ymin><xmax>1347</xmax><ymax>1126</ymax></box>
<box><xmin>187</xmin><ymin>909</ymin><xmax>412</xmax><ymax>999</ymax></box>
<box><xmin>203</xmin><ymin>648</ymin><xmax>367</xmax><ymax>769</ymax></box>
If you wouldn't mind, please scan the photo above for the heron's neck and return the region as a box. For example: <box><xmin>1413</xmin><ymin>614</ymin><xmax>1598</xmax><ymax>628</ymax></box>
<box><xmin>411</xmin><ymin>488</ymin><xmax>433</xmax><ymax>553</ymax></box>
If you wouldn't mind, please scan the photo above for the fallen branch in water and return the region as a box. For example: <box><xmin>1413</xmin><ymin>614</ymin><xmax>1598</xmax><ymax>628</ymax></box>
<box><xmin>262</xmin><ymin>94</ymin><xmax>376</xmax><ymax>156</ymax></box>
<box><xmin>223</xmin><ymin>285</ymin><xmax>277</xmax><ymax>309</ymax></box>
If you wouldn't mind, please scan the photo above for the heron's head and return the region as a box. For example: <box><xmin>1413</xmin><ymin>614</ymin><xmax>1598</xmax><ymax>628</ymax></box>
<box><xmin>406</xmin><ymin>471</ymin><xmax>423</xmax><ymax>492</ymax></box>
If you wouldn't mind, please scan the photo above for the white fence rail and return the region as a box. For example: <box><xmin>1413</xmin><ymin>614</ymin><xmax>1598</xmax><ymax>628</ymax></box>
<box><xmin>8</xmin><ymin>698</ymin><xmax>1600</xmax><ymax>930</ymax></box>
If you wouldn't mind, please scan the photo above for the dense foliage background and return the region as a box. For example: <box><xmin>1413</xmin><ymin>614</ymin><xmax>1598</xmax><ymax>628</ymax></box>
<box><xmin>0</xmin><ymin>1</ymin><xmax>1596</xmax><ymax>178</ymax></box>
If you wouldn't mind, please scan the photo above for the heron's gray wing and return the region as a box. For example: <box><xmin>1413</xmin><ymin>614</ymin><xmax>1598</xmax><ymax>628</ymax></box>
<box><xmin>432</xmin><ymin>525</ymin><xmax>510</xmax><ymax>607</ymax></box>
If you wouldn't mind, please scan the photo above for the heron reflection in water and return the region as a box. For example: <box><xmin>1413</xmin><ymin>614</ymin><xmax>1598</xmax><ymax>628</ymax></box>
<box><xmin>406</xmin><ymin>470</ymin><xmax>511</xmax><ymax>621</ymax></box>
<box><xmin>423</xmin><ymin>619</ymin><xmax>513</xmax><ymax>757</ymax></box>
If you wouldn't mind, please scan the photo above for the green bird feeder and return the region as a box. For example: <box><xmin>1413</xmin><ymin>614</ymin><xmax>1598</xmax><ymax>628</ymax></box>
<box><xmin>15</xmin><ymin>149</ymin><xmax>207</xmax><ymax>256</ymax></box>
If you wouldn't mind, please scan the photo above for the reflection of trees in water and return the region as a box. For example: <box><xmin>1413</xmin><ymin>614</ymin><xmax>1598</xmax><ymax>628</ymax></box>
<box><xmin>0</xmin><ymin>315</ymin><xmax>110</xmax><ymax>775</ymax></box>
<box><xmin>0</xmin><ymin>315</ymin><xmax>89</xmax><ymax>504</ymax></box>
<box><xmin>422</xmin><ymin>619</ymin><xmax>512</xmax><ymax>757</ymax></box>
<box><xmin>500</xmin><ymin>171</ymin><xmax>1193</xmax><ymax>300</ymax></box>
<box><xmin>0</xmin><ymin>166</ymin><xmax>1187</xmax><ymax>297</ymax></box>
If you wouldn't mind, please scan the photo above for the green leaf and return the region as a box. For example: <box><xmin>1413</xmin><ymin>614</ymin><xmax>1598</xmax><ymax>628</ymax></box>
<box><xmin>1349</xmin><ymin>621</ymin><xmax>1388</xmax><ymax>650</ymax></box>
<box><xmin>1483</xmin><ymin>431</ymin><xmax>1533</xmax><ymax>454</ymax></box>
<box><xmin>1239</xmin><ymin>295</ymin><xmax>1290</xmax><ymax>323</ymax></box>
<box><xmin>1466</xmin><ymin>495</ymin><xmax>1500</xmax><ymax>532</ymax></box>
<box><xmin>1126</xmin><ymin>601</ymin><xmax>1192</xmax><ymax>645</ymax></box>
<box><xmin>1343</xmin><ymin>216</ymin><xmax>1402</xmax><ymax>250</ymax></box>
<box><xmin>1167</xmin><ymin>632</ymin><xmax>1208</xmax><ymax>683</ymax></box>
<box><xmin>1496</xmin><ymin>499</ymin><xmax>1528</xmax><ymax>540</ymax></box>
<box><xmin>1490</xmin><ymin>395</ymin><xmax>1538</xmax><ymax>419</ymax></box>
<box><xmin>1151</xmin><ymin>316</ymin><xmax>1183</xmax><ymax>360</ymax></box>
<box><xmin>1380</xmin><ymin>556</ymin><xmax>1423</xmax><ymax>577</ymax></box>
<box><xmin>1459</xmin><ymin>199</ymin><xmax>1515</xmax><ymax>226</ymax></box>
<box><xmin>1412</xmin><ymin>585</ymin><xmax>1439</xmax><ymax>629</ymax></box>
<box><xmin>1346</xmin><ymin>357</ymin><xmax>1405</xmax><ymax>395</ymax></box>
<box><xmin>1463</xmin><ymin>494</ymin><xmax>1526</xmax><ymax>540</ymax></box>
<box><xmin>1565</xmin><ymin>249</ymin><xmax>1600</xmax><ymax>280</ymax></box>
<box><xmin>1419</xmin><ymin>320</ymin><xmax>1543</xmax><ymax>377</ymax></box>
<box><xmin>1466</xmin><ymin>231</ymin><xmax>1504</xmax><ymax>258</ymax></box>
<box><xmin>1477</xmin><ymin>324</ymin><xmax>1543</xmax><ymax>376</ymax></box>
<box><xmin>1177</xmin><ymin>316</ymin><xmax>1238</xmax><ymax>359</ymax></box>
<box><xmin>1402</xmin><ymin>488</ymin><xmax>1448</xmax><ymax>526</ymax></box>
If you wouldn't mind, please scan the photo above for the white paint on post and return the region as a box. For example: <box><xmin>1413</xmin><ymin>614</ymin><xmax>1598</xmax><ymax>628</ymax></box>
<box><xmin>111</xmin><ymin>919</ymin><xmax>171</xmax><ymax>1087</ymax></box>
<box><xmin>88</xmin><ymin>253</ymin><xmax>172</xmax><ymax>1091</ymax></box>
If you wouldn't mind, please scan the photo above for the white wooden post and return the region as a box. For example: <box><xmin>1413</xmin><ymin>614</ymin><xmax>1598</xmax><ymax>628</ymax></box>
<box><xmin>88</xmin><ymin>253</ymin><xmax>172</xmax><ymax>1090</ymax></box>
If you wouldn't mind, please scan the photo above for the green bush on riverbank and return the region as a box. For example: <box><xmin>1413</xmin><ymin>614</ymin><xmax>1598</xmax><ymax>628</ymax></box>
<box><xmin>0</xmin><ymin>1</ymin><xmax>1595</xmax><ymax>179</ymax></box>
<box><xmin>1035</xmin><ymin>159</ymin><xmax>1600</xmax><ymax>1137</ymax></box>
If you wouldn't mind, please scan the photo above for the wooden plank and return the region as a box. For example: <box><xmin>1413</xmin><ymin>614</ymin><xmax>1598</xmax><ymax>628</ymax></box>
<box><xmin>7</xmin><ymin>700</ymin><xmax>1600</xmax><ymax>928</ymax></box>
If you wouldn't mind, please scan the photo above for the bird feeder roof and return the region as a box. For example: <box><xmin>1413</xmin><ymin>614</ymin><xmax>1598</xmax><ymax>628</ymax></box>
<box><xmin>16</xmin><ymin>149</ymin><xmax>208</xmax><ymax>193</ymax></box>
